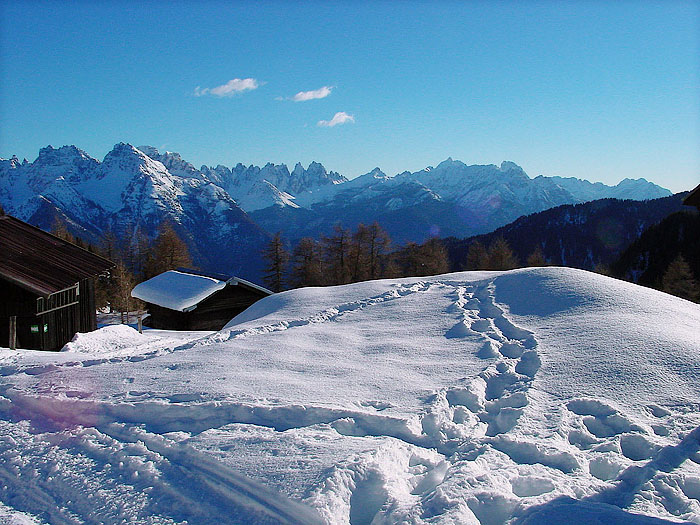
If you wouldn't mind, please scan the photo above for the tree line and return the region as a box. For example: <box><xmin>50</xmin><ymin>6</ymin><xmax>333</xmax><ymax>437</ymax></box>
<box><xmin>261</xmin><ymin>223</ymin><xmax>451</xmax><ymax>292</ymax></box>
<box><xmin>51</xmin><ymin>218</ymin><xmax>193</xmax><ymax>314</ymax></box>
<box><xmin>52</xmin><ymin>210</ymin><xmax>698</xmax><ymax>311</ymax></box>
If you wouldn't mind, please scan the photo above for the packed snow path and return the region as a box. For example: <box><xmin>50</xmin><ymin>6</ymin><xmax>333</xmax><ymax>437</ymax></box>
<box><xmin>0</xmin><ymin>268</ymin><xmax>699</xmax><ymax>524</ymax></box>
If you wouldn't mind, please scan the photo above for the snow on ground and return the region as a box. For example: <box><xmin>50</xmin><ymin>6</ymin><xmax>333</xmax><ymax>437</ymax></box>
<box><xmin>0</xmin><ymin>267</ymin><xmax>699</xmax><ymax>524</ymax></box>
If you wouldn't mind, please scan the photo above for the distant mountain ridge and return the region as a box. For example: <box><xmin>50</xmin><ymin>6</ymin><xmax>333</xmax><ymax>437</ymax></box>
<box><xmin>444</xmin><ymin>192</ymin><xmax>688</xmax><ymax>272</ymax></box>
<box><xmin>0</xmin><ymin>143</ymin><xmax>672</xmax><ymax>277</ymax></box>
<box><xmin>251</xmin><ymin>158</ymin><xmax>671</xmax><ymax>243</ymax></box>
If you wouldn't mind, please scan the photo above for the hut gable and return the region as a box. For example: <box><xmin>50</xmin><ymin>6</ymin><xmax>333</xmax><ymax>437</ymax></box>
<box><xmin>0</xmin><ymin>214</ymin><xmax>114</xmax><ymax>350</ymax></box>
<box><xmin>131</xmin><ymin>269</ymin><xmax>272</xmax><ymax>331</ymax></box>
<box><xmin>683</xmin><ymin>184</ymin><xmax>700</xmax><ymax>211</ymax></box>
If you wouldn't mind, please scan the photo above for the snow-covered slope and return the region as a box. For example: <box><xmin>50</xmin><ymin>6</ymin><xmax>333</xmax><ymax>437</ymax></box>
<box><xmin>1</xmin><ymin>268</ymin><xmax>698</xmax><ymax>524</ymax></box>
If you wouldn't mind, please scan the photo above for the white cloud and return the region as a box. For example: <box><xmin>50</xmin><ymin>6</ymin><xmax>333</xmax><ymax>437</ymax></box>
<box><xmin>318</xmin><ymin>111</ymin><xmax>355</xmax><ymax>127</ymax></box>
<box><xmin>292</xmin><ymin>86</ymin><xmax>333</xmax><ymax>102</ymax></box>
<box><xmin>194</xmin><ymin>78</ymin><xmax>260</xmax><ymax>97</ymax></box>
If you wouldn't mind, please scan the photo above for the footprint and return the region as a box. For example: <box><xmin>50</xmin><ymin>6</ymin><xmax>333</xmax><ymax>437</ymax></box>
<box><xmin>510</xmin><ymin>476</ymin><xmax>555</xmax><ymax>497</ymax></box>
<box><xmin>619</xmin><ymin>433</ymin><xmax>657</xmax><ymax>461</ymax></box>
<box><xmin>588</xmin><ymin>456</ymin><xmax>624</xmax><ymax>481</ymax></box>
<box><xmin>515</xmin><ymin>351</ymin><xmax>540</xmax><ymax>378</ymax></box>
<box><xmin>482</xmin><ymin>370</ymin><xmax>519</xmax><ymax>401</ymax></box>
<box><xmin>499</xmin><ymin>342</ymin><xmax>524</xmax><ymax>359</ymax></box>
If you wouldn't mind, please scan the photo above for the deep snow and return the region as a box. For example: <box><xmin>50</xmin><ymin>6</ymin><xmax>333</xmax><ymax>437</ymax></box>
<box><xmin>0</xmin><ymin>267</ymin><xmax>698</xmax><ymax>524</ymax></box>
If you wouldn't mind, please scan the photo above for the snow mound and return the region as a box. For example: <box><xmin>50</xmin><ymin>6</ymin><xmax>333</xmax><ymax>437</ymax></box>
<box><xmin>131</xmin><ymin>270</ymin><xmax>227</xmax><ymax>311</ymax></box>
<box><xmin>1</xmin><ymin>267</ymin><xmax>699</xmax><ymax>524</ymax></box>
<box><xmin>61</xmin><ymin>324</ymin><xmax>150</xmax><ymax>353</ymax></box>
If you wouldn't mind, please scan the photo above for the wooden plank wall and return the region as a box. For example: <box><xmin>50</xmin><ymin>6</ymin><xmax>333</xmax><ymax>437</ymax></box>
<box><xmin>144</xmin><ymin>285</ymin><xmax>269</xmax><ymax>331</ymax></box>
<box><xmin>1</xmin><ymin>278</ymin><xmax>99</xmax><ymax>351</ymax></box>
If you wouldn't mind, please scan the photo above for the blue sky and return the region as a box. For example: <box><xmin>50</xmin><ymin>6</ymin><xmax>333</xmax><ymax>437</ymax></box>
<box><xmin>0</xmin><ymin>1</ymin><xmax>698</xmax><ymax>192</ymax></box>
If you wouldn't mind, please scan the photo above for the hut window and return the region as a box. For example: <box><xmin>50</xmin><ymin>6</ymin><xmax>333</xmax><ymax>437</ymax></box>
<box><xmin>36</xmin><ymin>284</ymin><xmax>80</xmax><ymax>315</ymax></box>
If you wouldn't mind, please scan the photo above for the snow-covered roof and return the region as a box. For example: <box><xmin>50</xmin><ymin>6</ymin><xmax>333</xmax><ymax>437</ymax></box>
<box><xmin>131</xmin><ymin>269</ymin><xmax>272</xmax><ymax>312</ymax></box>
<box><xmin>131</xmin><ymin>270</ymin><xmax>228</xmax><ymax>312</ymax></box>
<box><xmin>229</xmin><ymin>276</ymin><xmax>273</xmax><ymax>296</ymax></box>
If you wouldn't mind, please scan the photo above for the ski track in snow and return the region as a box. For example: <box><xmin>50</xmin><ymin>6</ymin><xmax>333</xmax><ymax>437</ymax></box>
<box><xmin>1</xmin><ymin>275</ymin><xmax>699</xmax><ymax>524</ymax></box>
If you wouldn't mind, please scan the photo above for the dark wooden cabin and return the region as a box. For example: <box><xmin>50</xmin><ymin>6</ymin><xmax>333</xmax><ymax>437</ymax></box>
<box><xmin>0</xmin><ymin>213</ymin><xmax>114</xmax><ymax>350</ymax></box>
<box><xmin>683</xmin><ymin>184</ymin><xmax>700</xmax><ymax>211</ymax></box>
<box><xmin>131</xmin><ymin>268</ymin><xmax>272</xmax><ymax>331</ymax></box>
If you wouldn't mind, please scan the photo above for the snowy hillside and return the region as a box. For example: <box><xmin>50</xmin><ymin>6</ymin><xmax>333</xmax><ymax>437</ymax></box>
<box><xmin>1</xmin><ymin>267</ymin><xmax>699</xmax><ymax>524</ymax></box>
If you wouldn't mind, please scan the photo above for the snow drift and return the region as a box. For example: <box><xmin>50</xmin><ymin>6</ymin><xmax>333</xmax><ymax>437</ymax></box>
<box><xmin>0</xmin><ymin>267</ymin><xmax>698</xmax><ymax>524</ymax></box>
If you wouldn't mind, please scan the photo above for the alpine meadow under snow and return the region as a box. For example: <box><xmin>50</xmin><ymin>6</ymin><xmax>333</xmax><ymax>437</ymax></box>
<box><xmin>0</xmin><ymin>267</ymin><xmax>699</xmax><ymax>524</ymax></box>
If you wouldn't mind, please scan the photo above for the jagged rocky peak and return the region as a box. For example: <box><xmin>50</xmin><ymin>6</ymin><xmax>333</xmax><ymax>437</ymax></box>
<box><xmin>106</xmin><ymin>142</ymin><xmax>143</xmax><ymax>160</ymax></box>
<box><xmin>136</xmin><ymin>145</ymin><xmax>160</xmax><ymax>158</ymax></box>
<box><xmin>367</xmin><ymin>167</ymin><xmax>388</xmax><ymax>179</ymax></box>
<box><xmin>30</xmin><ymin>144</ymin><xmax>99</xmax><ymax>184</ymax></box>
<box><xmin>305</xmin><ymin>161</ymin><xmax>347</xmax><ymax>184</ymax></box>
<box><xmin>100</xmin><ymin>142</ymin><xmax>168</xmax><ymax>179</ymax></box>
<box><xmin>35</xmin><ymin>144</ymin><xmax>95</xmax><ymax>165</ymax></box>
<box><xmin>6</xmin><ymin>155</ymin><xmax>22</xmax><ymax>168</ymax></box>
<box><xmin>434</xmin><ymin>157</ymin><xmax>465</xmax><ymax>170</ymax></box>
<box><xmin>499</xmin><ymin>161</ymin><xmax>525</xmax><ymax>173</ymax></box>
<box><xmin>137</xmin><ymin>145</ymin><xmax>200</xmax><ymax>179</ymax></box>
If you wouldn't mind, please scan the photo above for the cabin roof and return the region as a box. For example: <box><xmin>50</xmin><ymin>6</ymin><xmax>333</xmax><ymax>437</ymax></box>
<box><xmin>174</xmin><ymin>267</ymin><xmax>273</xmax><ymax>296</ymax></box>
<box><xmin>0</xmin><ymin>214</ymin><xmax>114</xmax><ymax>296</ymax></box>
<box><xmin>683</xmin><ymin>184</ymin><xmax>700</xmax><ymax>208</ymax></box>
<box><xmin>131</xmin><ymin>269</ymin><xmax>272</xmax><ymax>312</ymax></box>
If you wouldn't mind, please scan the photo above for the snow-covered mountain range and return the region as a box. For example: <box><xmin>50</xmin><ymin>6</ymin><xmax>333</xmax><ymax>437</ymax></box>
<box><xmin>0</xmin><ymin>144</ymin><xmax>268</xmax><ymax>280</ymax></box>
<box><xmin>253</xmin><ymin>159</ymin><xmax>670</xmax><ymax>243</ymax></box>
<box><xmin>0</xmin><ymin>143</ymin><xmax>671</xmax><ymax>276</ymax></box>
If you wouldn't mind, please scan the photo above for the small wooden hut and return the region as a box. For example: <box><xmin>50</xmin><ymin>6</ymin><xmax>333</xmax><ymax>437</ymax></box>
<box><xmin>131</xmin><ymin>268</ymin><xmax>272</xmax><ymax>331</ymax></box>
<box><xmin>683</xmin><ymin>184</ymin><xmax>700</xmax><ymax>211</ymax></box>
<box><xmin>0</xmin><ymin>213</ymin><xmax>114</xmax><ymax>350</ymax></box>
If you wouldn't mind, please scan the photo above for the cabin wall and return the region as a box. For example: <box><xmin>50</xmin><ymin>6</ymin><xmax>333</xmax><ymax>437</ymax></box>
<box><xmin>0</xmin><ymin>278</ymin><xmax>99</xmax><ymax>351</ymax></box>
<box><xmin>0</xmin><ymin>279</ymin><xmax>42</xmax><ymax>350</ymax></box>
<box><xmin>78</xmin><ymin>278</ymin><xmax>97</xmax><ymax>332</ymax></box>
<box><xmin>143</xmin><ymin>304</ymin><xmax>190</xmax><ymax>330</ymax></box>
<box><xmin>188</xmin><ymin>286</ymin><xmax>267</xmax><ymax>330</ymax></box>
<box><xmin>144</xmin><ymin>285</ymin><xmax>269</xmax><ymax>331</ymax></box>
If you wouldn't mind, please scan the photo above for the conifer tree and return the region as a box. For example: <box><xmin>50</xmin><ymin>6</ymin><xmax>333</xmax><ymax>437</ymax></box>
<box><xmin>487</xmin><ymin>237</ymin><xmax>519</xmax><ymax>270</ymax></box>
<box><xmin>465</xmin><ymin>240</ymin><xmax>489</xmax><ymax>269</ymax></box>
<box><xmin>365</xmin><ymin>222</ymin><xmax>392</xmax><ymax>280</ymax></box>
<box><xmin>526</xmin><ymin>246</ymin><xmax>547</xmax><ymax>267</ymax></box>
<box><xmin>262</xmin><ymin>232</ymin><xmax>289</xmax><ymax>292</ymax></box>
<box><xmin>419</xmin><ymin>237</ymin><xmax>450</xmax><ymax>276</ymax></box>
<box><xmin>144</xmin><ymin>220</ymin><xmax>193</xmax><ymax>278</ymax></box>
<box><xmin>51</xmin><ymin>216</ymin><xmax>76</xmax><ymax>244</ymax></box>
<box><xmin>349</xmin><ymin>223</ymin><xmax>371</xmax><ymax>282</ymax></box>
<box><xmin>396</xmin><ymin>238</ymin><xmax>449</xmax><ymax>277</ymax></box>
<box><xmin>100</xmin><ymin>228</ymin><xmax>120</xmax><ymax>264</ymax></box>
<box><xmin>111</xmin><ymin>260</ymin><xmax>137</xmax><ymax>321</ymax></box>
<box><xmin>290</xmin><ymin>237</ymin><xmax>323</xmax><ymax>288</ymax></box>
<box><xmin>322</xmin><ymin>225</ymin><xmax>352</xmax><ymax>285</ymax></box>
<box><xmin>397</xmin><ymin>242</ymin><xmax>422</xmax><ymax>276</ymax></box>
<box><xmin>662</xmin><ymin>255</ymin><xmax>699</xmax><ymax>302</ymax></box>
